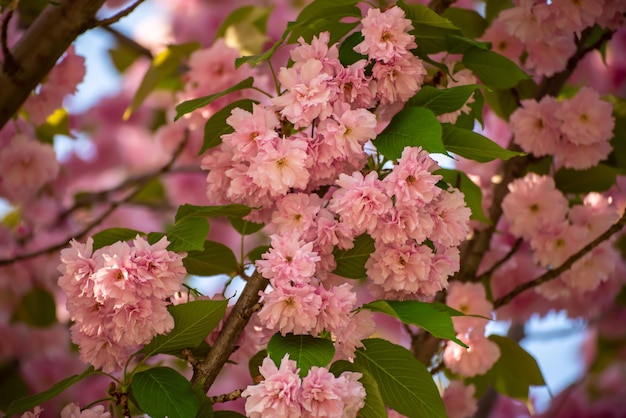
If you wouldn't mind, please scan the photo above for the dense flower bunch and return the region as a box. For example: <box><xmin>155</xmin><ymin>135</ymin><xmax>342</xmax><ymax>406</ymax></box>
<box><xmin>502</xmin><ymin>173</ymin><xmax>621</xmax><ymax>299</ymax></box>
<box><xmin>57</xmin><ymin>236</ymin><xmax>187</xmax><ymax>372</ymax></box>
<box><xmin>488</xmin><ymin>0</ymin><xmax>626</xmax><ymax>76</ymax></box>
<box><xmin>200</xmin><ymin>5</ymin><xmax>471</xmax><ymax>361</ymax></box>
<box><xmin>510</xmin><ymin>87</ymin><xmax>615</xmax><ymax>169</ymax></box>
<box><xmin>242</xmin><ymin>354</ymin><xmax>365</xmax><ymax>418</ymax></box>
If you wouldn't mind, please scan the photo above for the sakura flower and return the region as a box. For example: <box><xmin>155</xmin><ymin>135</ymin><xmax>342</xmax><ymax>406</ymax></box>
<box><xmin>272</xmin><ymin>58</ymin><xmax>336</xmax><ymax>128</ymax></box>
<box><xmin>314</xmin><ymin>283</ymin><xmax>357</xmax><ymax>335</ymax></box>
<box><xmin>446</xmin><ymin>282</ymin><xmax>493</xmax><ymax>334</ymax></box>
<box><xmin>329</xmin><ymin>171</ymin><xmax>391</xmax><ymax>235</ymax></box>
<box><xmin>429</xmin><ymin>188</ymin><xmax>472</xmax><ymax>247</ymax></box>
<box><xmin>372</xmin><ymin>54</ymin><xmax>426</xmax><ymax>104</ymax></box>
<box><xmin>256</xmin><ymin>235</ymin><xmax>321</xmax><ymax>287</ymax></box>
<box><xmin>556</xmin><ymin>87</ymin><xmax>615</xmax><ymax>147</ymax></box>
<box><xmin>0</xmin><ymin>134</ymin><xmax>60</xmax><ymax>203</ymax></box>
<box><xmin>355</xmin><ymin>6</ymin><xmax>416</xmax><ymax>63</ymax></box>
<box><xmin>271</xmin><ymin>193</ymin><xmax>322</xmax><ymax>236</ymax></box>
<box><xmin>365</xmin><ymin>241</ymin><xmax>434</xmax><ymax>297</ymax></box>
<box><xmin>335</xmin><ymin>59</ymin><xmax>377</xmax><ymax>108</ymax></box>
<box><xmin>525</xmin><ymin>36</ymin><xmax>577</xmax><ymax>77</ymax></box>
<box><xmin>498</xmin><ymin>0</ymin><xmax>553</xmax><ymax>42</ymax></box>
<box><xmin>60</xmin><ymin>402</ymin><xmax>111</xmax><ymax>418</ymax></box>
<box><xmin>222</xmin><ymin>104</ymin><xmax>280</xmax><ymax>160</ymax></box>
<box><xmin>443</xmin><ymin>382</ymin><xmax>478</xmax><ymax>418</ymax></box>
<box><xmin>250</xmin><ymin>135</ymin><xmax>311</xmax><ymax>196</ymax></box>
<box><xmin>243</xmin><ymin>354</ymin><xmax>302</xmax><ymax>418</ymax></box>
<box><xmin>510</xmin><ymin>96</ymin><xmax>562</xmax><ymax>157</ymax></box>
<box><xmin>258</xmin><ymin>284</ymin><xmax>322</xmax><ymax>335</ymax></box>
<box><xmin>291</xmin><ymin>32</ymin><xmax>341</xmax><ymax>75</ymax></box>
<box><xmin>443</xmin><ymin>331</ymin><xmax>501</xmax><ymax>377</ymax></box>
<box><xmin>501</xmin><ymin>174</ymin><xmax>569</xmax><ymax>240</ymax></box>
<box><xmin>552</xmin><ymin>0</ymin><xmax>603</xmax><ymax>35</ymax></box>
<box><xmin>301</xmin><ymin>367</ymin><xmax>366</xmax><ymax>418</ymax></box>
<box><xmin>383</xmin><ymin>146</ymin><xmax>442</xmax><ymax>207</ymax></box>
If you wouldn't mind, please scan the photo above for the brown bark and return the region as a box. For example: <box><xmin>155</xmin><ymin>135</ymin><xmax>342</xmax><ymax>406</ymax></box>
<box><xmin>0</xmin><ymin>0</ymin><xmax>107</xmax><ymax>129</ymax></box>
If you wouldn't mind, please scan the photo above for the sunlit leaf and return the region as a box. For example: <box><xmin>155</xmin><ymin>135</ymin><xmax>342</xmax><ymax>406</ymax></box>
<box><xmin>132</xmin><ymin>367</ymin><xmax>198</xmax><ymax>418</ymax></box>
<box><xmin>267</xmin><ymin>334</ymin><xmax>335</xmax><ymax>378</ymax></box>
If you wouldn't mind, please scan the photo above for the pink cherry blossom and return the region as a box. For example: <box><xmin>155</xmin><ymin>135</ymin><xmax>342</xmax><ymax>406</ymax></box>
<box><xmin>525</xmin><ymin>36</ymin><xmax>577</xmax><ymax>77</ymax></box>
<box><xmin>272</xmin><ymin>58</ymin><xmax>336</xmax><ymax>128</ymax></box>
<box><xmin>250</xmin><ymin>135</ymin><xmax>311</xmax><ymax>196</ymax></box>
<box><xmin>329</xmin><ymin>171</ymin><xmax>391</xmax><ymax>235</ymax></box>
<box><xmin>502</xmin><ymin>174</ymin><xmax>569</xmax><ymax>240</ymax></box>
<box><xmin>243</xmin><ymin>354</ymin><xmax>302</xmax><ymax>418</ymax></box>
<box><xmin>258</xmin><ymin>284</ymin><xmax>322</xmax><ymax>335</ymax></box>
<box><xmin>498</xmin><ymin>0</ymin><xmax>553</xmax><ymax>42</ymax></box>
<box><xmin>0</xmin><ymin>134</ymin><xmax>60</xmax><ymax>203</ymax></box>
<box><xmin>443</xmin><ymin>331</ymin><xmax>501</xmax><ymax>377</ymax></box>
<box><xmin>372</xmin><ymin>54</ymin><xmax>426</xmax><ymax>104</ymax></box>
<box><xmin>446</xmin><ymin>282</ymin><xmax>493</xmax><ymax>334</ymax></box>
<box><xmin>222</xmin><ymin>104</ymin><xmax>281</xmax><ymax>160</ymax></box>
<box><xmin>510</xmin><ymin>96</ymin><xmax>562</xmax><ymax>157</ymax></box>
<box><xmin>314</xmin><ymin>283</ymin><xmax>356</xmax><ymax>335</ymax></box>
<box><xmin>383</xmin><ymin>146</ymin><xmax>442</xmax><ymax>207</ymax></box>
<box><xmin>443</xmin><ymin>381</ymin><xmax>478</xmax><ymax>418</ymax></box>
<box><xmin>256</xmin><ymin>235</ymin><xmax>321</xmax><ymax>287</ymax></box>
<box><xmin>551</xmin><ymin>0</ymin><xmax>603</xmax><ymax>35</ymax></box>
<box><xmin>355</xmin><ymin>6</ymin><xmax>416</xmax><ymax>63</ymax></box>
<box><xmin>556</xmin><ymin>87</ymin><xmax>615</xmax><ymax>147</ymax></box>
<box><xmin>60</xmin><ymin>403</ymin><xmax>111</xmax><ymax>418</ymax></box>
<box><xmin>430</xmin><ymin>188</ymin><xmax>472</xmax><ymax>247</ymax></box>
<box><xmin>291</xmin><ymin>32</ymin><xmax>341</xmax><ymax>75</ymax></box>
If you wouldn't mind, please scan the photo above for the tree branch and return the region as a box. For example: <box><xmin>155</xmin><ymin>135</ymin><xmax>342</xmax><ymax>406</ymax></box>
<box><xmin>210</xmin><ymin>388</ymin><xmax>244</xmax><ymax>404</ymax></box>
<box><xmin>1</xmin><ymin>9</ymin><xmax>17</xmax><ymax>76</ymax></box>
<box><xmin>90</xmin><ymin>0</ymin><xmax>146</xmax><ymax>28</ymax></box>
<box><xmin>191</xmin><ymin>272</ymin><xmax>269</xmax><ymax>392</ymax></box>
<box><xmin>0</xmin><ymin>0</ymin><xmax>108</xmax><ymax>129</ymax></box>
<box><xmin>427</xmin><ymin>0</ymin><xmax>456</xmax><ymax>14</ymax></box>
<box><xmin>493</xmin><ymin>210</ymin><xmax>626</xmax><ymax>309</ymax></box>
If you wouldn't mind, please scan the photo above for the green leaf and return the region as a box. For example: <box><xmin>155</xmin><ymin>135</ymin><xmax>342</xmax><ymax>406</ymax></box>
<box><xmin>470</xmin><ymin>335</ymin><xmax>545</xmax><ymax>401</ymax></box>
<box><xmin>175</xmin><ymin>77</ymin><xmax>255</xmax><ymax>121</ymax></box>
<box><xmin>483</xmin><ymin>87</ymin><xmax>519</xmax><ymax>121</ymax></box>
<box><xmin>92</xmin><ymin>227</ymin><xmax>145</xmax><ymax>250</ymax></box>
<box><xmin>215</xmin><ymin>6</ymin><xmax>272</xmax><ymax>55</ymax></box>
<box><xmin>249</xmin><ymin>349</ymin><xmax>268</xmax><ymax>380</ymax></box>
<box><xmin>332</xmin><ymin>233</ymin><xmax>375</xmax><ymax>279</ymax></box>
<box><xmin>267</xmin><ymin>334</ymin><xmax>335</xmax><ymax>378</ymax></box>
<box><xmin>354</xmin><ymin>339</ymin><xmax>446</xmax><ymax>417</ymax></box>
<box><xmin>108</xmin><ymin>42</ymin><xmax>143</xmax><ymax>73</ymax></box>
<box><xmin>235</xmin><ymin>32</ymin><xmax>288</xmax><ymax>69</ymax></box>
<box><xmin>0</xmin><ymin>360</ymin><xmax>30</xmax><ymax>411</ymax></box>
<box><xmin>229</xmin><ymin>217</ymin><xmax>265</xmax><ymax>235</ymax></box>
<box><xmin>247</xmin><ymin>245</ymin><xmax>270</xmax><ymax>263</ymax></box>
<box><xmin>288</xmin><ymin>18</ymin><xmax>358</xmax><ymax>46</ymax></box>
<box><xmin>362</xmin><ymin>300</ymin><xmax>468</xmax><ymax>348</ymax></box>
<box><xmin>175</xmin><ymin>204</ymin><xmax>252</xmax><ymax>222</ymax></box>
<box><xmin>374</xmin><ymin>107</ymin><xmax>446</xmax><ymax>160</ymax></box>
<box><xmin>398</xmin><ymin>1</ymin><xmax>461</xmax><ymax>54</ymax></box>
<box><xmin>34</xmin><ymin>108</ymin><xmax>72</xmax><ymax>142</ymax></box>
<box><xmin>5</xmin><ymin>367</ymin><xmax>96</xmax><ymax>416</ymax></box>
<box><xmin>554</xmin><ymin>164</ymin><xmax>622</xmax><ymax>194</ymax></box>
<box><xmin>183</xmin><ymin>240</ymin><xmax>239</xmax><ymax>276</ymax></box>
<box><xmin>142</xmin><ymin>300</ymin><xmax>228</xmax><ymax>357</ymax></box>
<box><xmin>485</xmin><ymin>0</ymin><xmax>515</xmax><ymax>24</ymax></box>
<box><xmin>442</xmin><ymin>124</ymin><xmax>524</xmax><ymax>162</ymax></box>
<box><xmin>131</xmin><ymin>178</ymin><xmax>165</xmax><ymax>206</ymax></box>
<box><xmin>446</xmin><ymin>34</ymin><xmax>492</xmax><ymax>54</ymax></box>
<box><xmin>408</xmin><ymin>85</ymin><xmax>479</xmax><ymax>116</ymax></box>
<box><xmin>442</xmin><ymin>7</ymin><xmax>487</xmax><ymax>38</ymax></box>
<box><xmin>286</xmin><ymin>0</ymin><xmax>360</xmax><ymax>44</ymax></box>
<box><xmin>436</xmin><ymin>168</ymin><xmax>489</xmax><ymax>223</ymax></box>
<box><xmin>164</xmin><ymin>217</ymin><xmax>209</xmax><ymax>252</ymax></box>
<box><xmin>338</xmin><ymin>31</ymin><xmax>367</xmax><ymax>66</ymax></box>
<box><xmin>330</xmin><ymin>360</ymin><xmax>387</xmax><ymax>418</ymax></box>
<box><xmin>125</xmin><ymin>42</ymin><xmax>199</xmax><ymax>120</ymax></box>
<box><xmin>11</xmin><ymin>288</ymin><xmax>57</xmax><ymax>327</ymax></box>
<box><xmin>132</xmin><ymin>367</ymin><xmax>198</xmax><ymax>418</ymax></box>
<box><xmin>202</xmin><ymin>99</ymin><xmax>256</xmax><ymax>154</ymax></box>
<box><xmin>462</xmin><ymin>47</ymin><xmax>529</xmax><ymax>90</ymax></box>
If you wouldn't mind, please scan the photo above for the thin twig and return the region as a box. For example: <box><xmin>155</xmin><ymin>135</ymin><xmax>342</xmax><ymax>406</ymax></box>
<box><xmin>210</xmin><ymin>388</ymin><xmax>244</xmax><ymax>404</ymax></box>
<box><xmin>493</xmin><ymin>210</ymin><xmax>626</xmax><ymax>309</ymax></box>
<box><xmin>101</xmin><ymin>25</ymin><xmax>153</xmax><ymax>59</ymax></box>
<box><xmin>90</xmin><ymin>0</ymin><xmax>146</xmax><ymax>28</ymax></box>
<box><xmin>191</xmin><ymin>271</ymin><xmax>269</xmax><ymax>392</ymax></box>
<box><xmin>477</xmin><ymin>238</ymin><xmax>523</xmax><ymax>282</ymax></box>
<box><xmin>0</xmin><ymin>133</ymin><xmax>189</xmax><ymax>267</ymax></box>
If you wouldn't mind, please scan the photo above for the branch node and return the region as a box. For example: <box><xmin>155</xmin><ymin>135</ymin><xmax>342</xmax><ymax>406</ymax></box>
<box><xmin>90</xmin><ymin>0</ymin><xmax>145</xmax><ymax>28</ymax></box>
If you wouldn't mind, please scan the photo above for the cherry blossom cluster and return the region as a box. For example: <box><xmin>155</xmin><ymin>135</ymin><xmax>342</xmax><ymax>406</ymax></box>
<box><xmin>242</xmin><ymin>354</ymin><xmax>365</xmax><ymax>418</ymax></box>
<box><xmin>510</xmin><ymin>87</ymin><xmax>615</xmax><ymax>169</ymax></box>
<box><xmin>202</xmin><ymin>5</ymin><xmax>427</xmax><ymax>217</ymax></box>
<box><xmin>502</xmin><ymin>173</ymin><xmax>622</xmax><ymax>300</ymax></box>
<box><xmin>58</xmin><ymin>235</ymin><xmax>187</xmax><ymax>372</ymax></box>
<box><xmin>485</xmin><ymin>0</ymin><xmax>626</xmax><ymax>76</ymax></box>
<box><xmin>443</xmin><ymin>282</ymin><xmax>500</xmax><ymax>378</ymax></box>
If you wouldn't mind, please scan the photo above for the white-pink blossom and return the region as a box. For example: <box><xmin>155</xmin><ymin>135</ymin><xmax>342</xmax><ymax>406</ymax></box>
<box><xmin>355</xmin><ymin>6</ymin><xmax>416</xmax><ymax>63</ymax></box>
